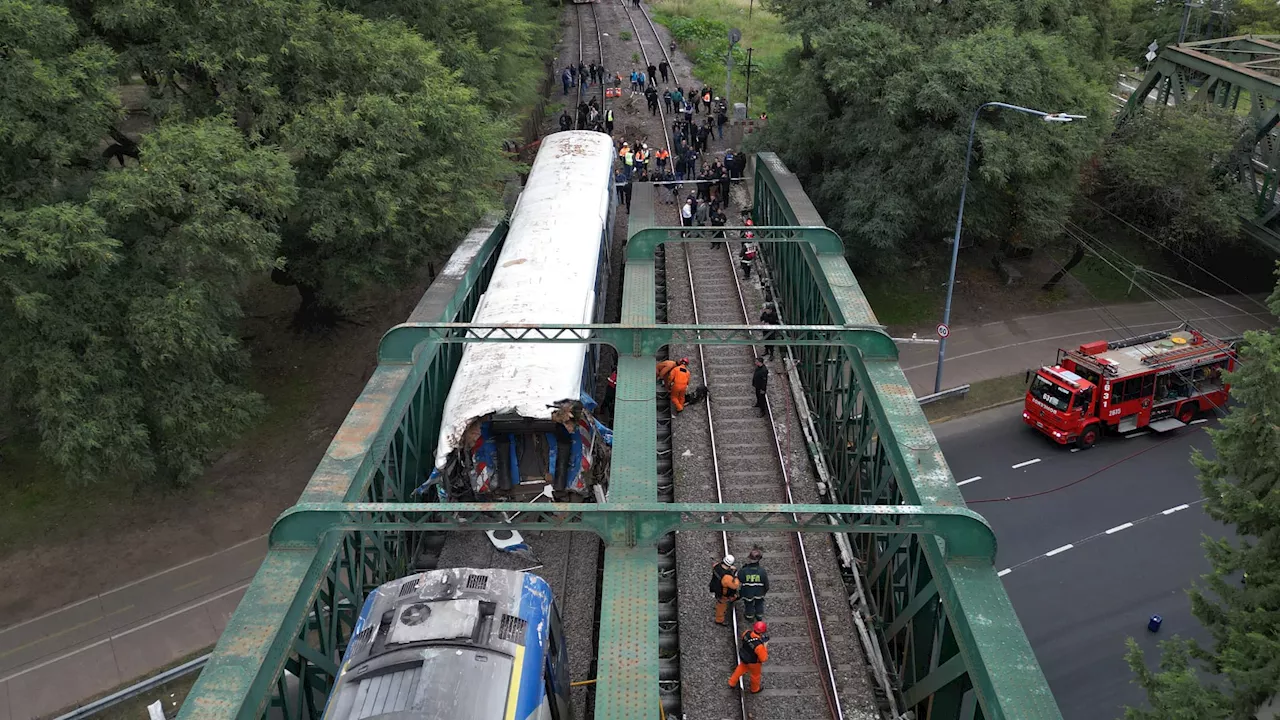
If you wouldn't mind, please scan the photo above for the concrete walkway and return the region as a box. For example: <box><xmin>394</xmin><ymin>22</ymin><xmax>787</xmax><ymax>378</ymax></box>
<box><xmin>900</xmin><ymin>296</ymin><xmax>1276</xmax><ymax>396</ymax></box>
<box><xmin>0</xmin><ymin>536</ymin><xmax>265</xmax><ymax>720</ymax></box>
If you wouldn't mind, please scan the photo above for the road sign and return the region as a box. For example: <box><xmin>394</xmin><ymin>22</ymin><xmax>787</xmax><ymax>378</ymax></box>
<box><xmin>1148</xmin><ymin>40</ymin><xmax>1160</xmax><ymax>52</ymax></box>
<box><xmin>936</xmin><ymin>323</ymin><xmax>950</xmax><ymax>339</ymax></box>
<box><xmin>729</xmin><ymin>27</ymin><xmax>741</xmax><ymax>45</ymax></box>
<box><xmin>1145</xmin><ymin>50</ymin><xmax>1158</xmax><ymax>62</ymax></box>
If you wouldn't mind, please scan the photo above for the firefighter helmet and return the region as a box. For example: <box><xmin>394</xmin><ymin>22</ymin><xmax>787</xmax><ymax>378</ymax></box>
<box><xmin>753</xmin><ymin>621</ymin><xmax>768</xmax><ymax>634</ymax></box>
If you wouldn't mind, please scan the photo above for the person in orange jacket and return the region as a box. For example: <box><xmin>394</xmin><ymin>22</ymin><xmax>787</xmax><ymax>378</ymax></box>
<box><xmin>655</xmin><ymin>357</ymin><xmax>691</xmax><ymax>412</ymax></box>
<box><xmin>728</xmin><ymin>621</ymin><xmax>770</xmax><ymax>693</ymax></box>
<box><xmin>710</xmin><ymin>554</ymin><xmax>741</xmax><ymax>625</ymax></box>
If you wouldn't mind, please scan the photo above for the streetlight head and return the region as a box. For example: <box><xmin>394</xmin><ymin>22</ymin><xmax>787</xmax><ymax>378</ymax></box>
<box><xmin>1043</xmin><ymin>113</ymin><xmax>1087</xmax><ymax>123</ymax></box>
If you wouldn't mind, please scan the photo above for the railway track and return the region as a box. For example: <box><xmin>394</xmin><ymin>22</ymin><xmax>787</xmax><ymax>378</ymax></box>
<box><xmin>617</xmin><ymin>0</ymin><xmax>677</xmax><ymax>151</ymax></box>
<box><xmin>575</xmin><ymin>1</ymin><xmax>605</xmax><ymax>127</ymax></box>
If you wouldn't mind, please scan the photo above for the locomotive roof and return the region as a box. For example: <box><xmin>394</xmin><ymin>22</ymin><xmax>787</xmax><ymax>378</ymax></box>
<box><xmin>433</xmin><ymin>131</ymin><xmax>615</xmax><ymax>468</ymax></box>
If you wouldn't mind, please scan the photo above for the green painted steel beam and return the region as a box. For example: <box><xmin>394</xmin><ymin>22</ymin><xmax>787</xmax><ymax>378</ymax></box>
<box><xmin>378</xmin><ymin>322</ymin><xmax>898</xmax><ymax>362</ymax></box>
<box><xmin>268</xmin><ymin>502</ymin><xmax>997</xmax><ymax>560</ymax></box>
<box><xmin>597</xmin><ymin>181</ymin><xmax>661</xmax><ymax>719</ymax></box>
<box><xmin>624</xmin><ymin>225</ymin><xmax>844</xmax><ymax>259</ymax></box>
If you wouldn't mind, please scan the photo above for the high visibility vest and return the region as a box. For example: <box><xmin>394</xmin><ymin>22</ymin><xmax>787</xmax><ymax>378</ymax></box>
<box><xmin>624</xmin><ymin>150</ymin><xmax>634</xmax><ymax>166</ymax></box>
<box><xmin>619</xmin><ymin>147</ymin><xmax>628</xmax><ymax>158</ymax></box>
<box><xmin>606</xmin><ymin>110</ymin><xmax>614</xmax><ymax>122</ymax></box>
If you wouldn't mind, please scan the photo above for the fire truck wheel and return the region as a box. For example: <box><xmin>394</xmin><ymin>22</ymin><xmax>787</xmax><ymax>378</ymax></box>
<box><xmin>1178</xmin><ymin>404</ymin><xmax>1197</xmax><ymax>425</ymax></box>
<box><xmin>1077</xmin><ymin>425</ymin><xmax>1100</xmax><ymax>449</ymax></box>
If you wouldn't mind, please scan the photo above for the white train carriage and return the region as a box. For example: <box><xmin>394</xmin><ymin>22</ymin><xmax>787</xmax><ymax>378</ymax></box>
<box><xmin>427</xmin><ymin>131</ymin><xmax>617</xmax><ymax>502</ymax></box>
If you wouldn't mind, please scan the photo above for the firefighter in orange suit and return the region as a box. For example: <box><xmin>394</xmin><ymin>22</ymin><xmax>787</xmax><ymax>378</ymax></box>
<box><xmin>728</xmin><ymin>621</ymin><xmax>769</xmax><ymax>693</ymax></box>
<box><xmin>656</xmin><ymin>358</ymin><xmax>691</xmax><ymax>412</ymax></box>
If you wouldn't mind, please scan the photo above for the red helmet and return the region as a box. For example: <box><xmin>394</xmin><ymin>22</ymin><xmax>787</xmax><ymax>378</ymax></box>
<box><xmin>753</xmin><ymin>621</ymin><xmax>768</xmax><ymax>634</ymax></box>
<box><xmin>744</xmin><ymin>219</ymin><xmax>754</xmax><ymax>226</ymax></box>
<box><xmin>678</xmin><ymin>357</ymin><xmax>689</xmax><ymax>365</ymax></box>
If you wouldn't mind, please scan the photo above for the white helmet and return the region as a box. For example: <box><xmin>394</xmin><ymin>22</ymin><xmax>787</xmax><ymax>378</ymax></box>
<box><xmin>723</xmin><ymin>554</ymin><xmax>735</xmax><ymax>565</ymax></box>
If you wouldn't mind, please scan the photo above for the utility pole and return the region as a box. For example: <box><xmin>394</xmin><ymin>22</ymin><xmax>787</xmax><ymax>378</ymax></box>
<box><xmin>745</xmin><ymin>47</ymin><xmax>754</xmax><ymax>113</ymax></box>
<box><xmin>726</xmin><ymin>28</ymin><xmax>741</xmax><ymax>111</ymax></box>
<box><xmin>1178</xmin><ymin>0</ymin><xmax>1197</xmax><ymax>43</ymax></box>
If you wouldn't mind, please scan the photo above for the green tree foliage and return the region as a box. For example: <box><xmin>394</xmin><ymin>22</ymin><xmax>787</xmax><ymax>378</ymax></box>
<box><xmin>339</xmin><ymin>0</ymin><xmax>553</xmax><ymax>115</ymax></box>
<box><xmin>756</xmin><ymin>0</ymin><xmax>1111</xmax><ymax>273</ymax></box>
<box><xmin>1123</xmin><ymin>273</ymin><xmax>1280</xmax><ymax>717</ymax></box>
<box><xmin>1123</xmin><ymin>637</ymin><xmax>1231</xmax><ymax>720</ymax></box>
<box><xmin>89</xmin><ymin>0</ymin><xmax>512</xmax><ymax>316</ymax></box>
<box><xmin>1</xmin><ymin>119</ymin><xmax>295</xmax><ymax>484</ymax></box>
<box><xmin>1099</xmin><ymin>105</ymin><xmax>1252</xmax><ymax>257</ymax></box>
<box><xmin>0</xmin><ymin>0</ymin><xmax>118</xmax><ymax>203</ymax></box>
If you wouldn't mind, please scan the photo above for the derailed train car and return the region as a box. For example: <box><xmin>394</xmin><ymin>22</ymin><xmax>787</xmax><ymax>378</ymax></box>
<box><xmin>425</xmin><ymin>131</ymin><xmax>617</xmax><ymax>502</ymax></box>
<box><xmin>322</xmin><ymin>568</ymin><xmax>572</xmax><ymax>720</ymax></box>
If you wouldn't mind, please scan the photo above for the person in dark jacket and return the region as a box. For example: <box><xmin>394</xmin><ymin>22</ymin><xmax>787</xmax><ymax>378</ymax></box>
<box><xmin>659</xmin><ymin>59</ymin><xmax>671</xmax><ymax>83</ymax></box>
<box><xmin>559</xmin><ymin>110</ymin><xmax>572</xmax><ymax>132</ymax></box>
<box><xmin>760</xmin><ymin>303</ymin><xmax>780</xmax><ymax>359</ymax></box>
<box><xmin>710</xmin><ymin>554</ymin><xmax>740</xmax><ymax>625</ymax></box>
<box><xmin>647</xmin><ymin>63</ymin><xmax>658</xmax><ymax>87</ymax></box>
<box><xmin>728</xmin><ymin>621</ymin><xmax>769</xmax><ymax>693</ymax></box>
<box><xmin>738</xmin><ymin>547</ymin><xmax>769</xmax><ymax>622</ymax></box>
<box><xmin>751</xmin><ymin>357</ymin><xmax>768</xmax><ymax>417</ymax></box>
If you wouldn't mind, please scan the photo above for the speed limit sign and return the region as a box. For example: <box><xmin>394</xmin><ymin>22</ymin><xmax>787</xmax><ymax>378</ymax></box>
<box><xmin>936</xmin><ymin>323</ymin><xmax>950</xmax><ymax>339</ymax></box>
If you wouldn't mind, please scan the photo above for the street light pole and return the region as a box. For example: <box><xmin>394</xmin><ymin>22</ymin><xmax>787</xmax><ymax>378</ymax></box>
<box><xmin>933</xmin><ymin>102</ymin><xmax>1086</xmax><ymax>394</ymax></box>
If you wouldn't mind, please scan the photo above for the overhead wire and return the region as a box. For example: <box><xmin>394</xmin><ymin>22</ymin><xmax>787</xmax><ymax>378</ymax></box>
<box><xmin>1081</xmin><ymin>195</ymin><xmax>1273</xmax><ymax>316</ymax></box>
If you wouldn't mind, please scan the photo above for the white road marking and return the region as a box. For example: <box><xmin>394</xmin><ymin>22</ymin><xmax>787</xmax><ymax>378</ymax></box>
<box><xmin>1069</xmin><ymin>448</ymin><xmax>1080</xmax><ymax>453</ymax></box>
<box><xmin>1125</xmin><ymin>431</ymin><xmax>1151</xmax><ymax>439</ymax></box>
<box><xmin>1045</xmin><ymin>544</ymin><xmax>1074</xmax><ymax>557</ymax></box>
<box><xmin>1105</xmin><ymin>522</ymin><xmax>1134</xmax><ymax>534</ymax></box>
<box><xmin>997</xmin><ymin>568</ymin><xmax>1012</xmax><ymax>577</ymax></box>
<box><xmin>1163</xmin><ymin>503</ymin><xmax>1190</xmax><ymax>515</ymax></box>
<box><xmin>957</xmin><ymin>476</ymin><xmax>982</xmax><ymax>486</ymax></box>
<box><xmin>0</xmin><ymin>582</ymin><xmax>252</xmax><ymax>683</ymax></box>
<box><xmin>1011</xmin><ymin>458</ymin><xmax>1041</xmax><ymax>469</ymax></box>
<box><xmin>1191</xmin><ymin>418</ymin><xmax>1208</xmax><ymax>425</ymax></box>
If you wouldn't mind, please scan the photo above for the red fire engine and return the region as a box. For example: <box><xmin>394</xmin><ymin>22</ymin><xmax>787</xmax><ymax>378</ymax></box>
<box><xmin>1023</xmin><ymin>326</ymin><xmax>1235</xmax><ymax>448</ymax></box>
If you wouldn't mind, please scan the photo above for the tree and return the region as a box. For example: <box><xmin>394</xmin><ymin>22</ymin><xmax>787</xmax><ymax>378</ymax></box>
<box><xmin>1124</xmin><ymin>637</ymin><xmax>1231</xmax><ymax>720</ymax></box>
<box><xmin>90</xmin><ymin>0</ymin><xmax>512</xmax><ymax>317</ymax></box>
<box><xmin>0</xmin><ymin>119</ymin><xmax>296</xmax><ymax>484</ymax></box>
<box><xmin>1124</xmin><ymin>269</ymin><xmax>1280</xmax><ymax>717</ymax></box>
<box><xmin>755</xmin><ymin>0</ymin><xmax>1111</xmax><ymax>274</ymax></box>
<box><xmin>1099</xmin><ymin>105</ymin><xmax>1253</xmax><ymax>257</ymax></box>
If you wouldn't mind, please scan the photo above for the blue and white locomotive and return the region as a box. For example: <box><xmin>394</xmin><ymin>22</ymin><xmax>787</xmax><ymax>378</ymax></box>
<box><xmin>322</xmin><ymin>568</ymin><xmax>572</xmax><ymax>720</ymax></box>
<box><xmin>426</xmin><ymin>131</ymin><xmax>617</xmax><ymax>502</ymax></box>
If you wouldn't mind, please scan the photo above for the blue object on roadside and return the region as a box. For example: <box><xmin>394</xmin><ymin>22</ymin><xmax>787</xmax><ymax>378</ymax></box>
<box><xmin>1148</xmin><ymin>614</ymin><xmax>1163</xmax><ymax>632</ymax></box>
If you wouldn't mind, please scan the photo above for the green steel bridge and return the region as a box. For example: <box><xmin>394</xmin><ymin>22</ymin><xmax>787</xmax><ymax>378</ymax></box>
<box><xmin>178</xmin><ymin>154</ymin><xmax>1061</xmax><ymax>720</ymax></box>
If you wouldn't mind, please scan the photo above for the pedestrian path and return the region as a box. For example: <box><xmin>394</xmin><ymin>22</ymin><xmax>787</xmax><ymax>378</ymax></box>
<box><xmin>0</xmin><ymin>536</ymin><xmax>265</xmax><ymax>720</ymax></box>
<box><xmin>897</xmin><ymin>296</ymin><xmax>1275</xmax><ymax>395</ymax></box>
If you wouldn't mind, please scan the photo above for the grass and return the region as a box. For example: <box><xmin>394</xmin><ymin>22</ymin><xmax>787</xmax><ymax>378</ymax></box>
<box><xmin>82</xmin><ymin>647</ymin><xmax>211</xmax><ymax>720</ymax></box>
<box><xmin>1060</xmin><ymin>215</ymin><xmax>1174</xmax><ymax>304</ymax></box>
<box><xmin>650</xmin><ymin>0</ymin><xmax>797</xmax><ymax>117</ymax></box>
<box><xmin>859</xmin><ymin>273</ymin><xmax>943</xmax><ymax>327</ymax></box>
<box><xmin>922</xmin><ymin>372</ymin><xmax>1032</xmax><ymax>423</ymax></box>
<box><xmin>0</xmin><ymin>360</ymin><xmax>319</xmax><ymax>555</ymax></box>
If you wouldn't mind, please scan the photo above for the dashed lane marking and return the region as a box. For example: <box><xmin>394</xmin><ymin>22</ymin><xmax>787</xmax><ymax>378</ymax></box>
<box><xmin>1070</xmin><ymin>448</ymin><xmax>1081</xmax><ymax>453</ymax></box>
<box><xmin>957</xmin><ymin>476</ymin><xmax>982</xmax><ymax>487</ymax></box>
<box><xmin>1011</xmin><ymin>458</ymin><xmax>1041</xmax><ymax>469</ymax></box>
<box><xmin>997</xmin><ymin>498</ymin><xmax>1207</xmax><ymax>578</ymax></box>
<box><xmin>1191</xmin><ymin>418</ymin><xmax>1209</xmax><ymax>425</ymax></box>
<box><xmin>1125</xmin><ymin>431</ymin><xmax>1151</xmax><ymax>439</ymax></box>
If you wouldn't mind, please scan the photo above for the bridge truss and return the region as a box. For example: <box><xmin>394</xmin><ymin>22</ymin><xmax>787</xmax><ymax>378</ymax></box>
<box><xmin>178</xmin><ymin>154</ymin><xmax>1060</xmax><ymax>720</ymax></box>
<box><xmin>1121</xmin><ymin>34</ymin><xmax>1280</xmax><ymax>250</ymax></box>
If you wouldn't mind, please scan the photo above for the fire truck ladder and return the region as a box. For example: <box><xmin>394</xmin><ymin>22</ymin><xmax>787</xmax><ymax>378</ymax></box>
<box><xmin>1139</xmin><ymin>341</ymin><xmax>1225</xmax><ymax>367</ymax></box>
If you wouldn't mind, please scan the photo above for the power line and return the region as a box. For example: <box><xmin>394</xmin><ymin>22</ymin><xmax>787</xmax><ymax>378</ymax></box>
<box><xmin>1081</xmin><ymin>196</ymin><xmax>1273</xmax><ymax>316</ymax></box>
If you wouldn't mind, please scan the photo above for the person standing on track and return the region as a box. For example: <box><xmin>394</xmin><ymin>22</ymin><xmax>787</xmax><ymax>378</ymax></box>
<box><xmin>710</xmin><ymin>554</ymin><xmax>740</xmax><ymax>625</ymax></box>
<box><xmin>659</xmin><ymin>59</ymin><xmax>670</xmax><ymax>83</ymax></box>
<box><xmin>663</xmin><ymin>89</ymin><xmax>673</xmax><ymax>114</ymax></box>
<box><xmin>645</xmin><ymin>85</ymin><xmax>659</xmax><ymax>115</ymax></box>
<box><xmin>728</xmin><ymin>621</ymin><xmax>770</xmax><ymax>694</ymax></box>
<box><xmin>739</xmin><ymin>548</ymin><xmax>769</xmax><ymax>621</ymax></box>
<box><xmin>752</xmin><ymin>357</ymin><xmax>768</xmax><ymax>417</ymax></box>
<box><xmin>760</xmin><ymin>303</ymin><xmax>780</xmax><ymax>360</ymax></box>
<box><xmin>739</xmin><ymin>241</ymin><xmax>755</xmax><ymax>279</ymax></box>
<box><xmin>647</xmin><ymin>63</ymin><xmax>658</xmax><ymax>88</ymax></box>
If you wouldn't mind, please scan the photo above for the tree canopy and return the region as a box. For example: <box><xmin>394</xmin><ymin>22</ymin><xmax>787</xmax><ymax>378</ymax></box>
<box><xmin>1124</xmin><ymin>270</ymin><xmax>1280</xmax><ymax>718</ymax></box>
<box><xmin>1098</xmin><ymin>105</ymin><xmax>1253</xmax><ymax>257</ymax></box>
<box><xmin>1</xmin><ymin>0</ymin><xmax>550</xmax><ymax>485</ymax></box>
<box><xmin>756</xmin><ymin>0</ymin><xmax>1112</xmax><ymax>273</ymax></box>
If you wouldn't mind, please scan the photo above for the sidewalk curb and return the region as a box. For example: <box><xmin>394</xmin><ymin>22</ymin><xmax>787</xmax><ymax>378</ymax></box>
<box><xmin>926</xmin><ymin>397</ymin><xmax>1025</xmax><ymax>426</ymax></box>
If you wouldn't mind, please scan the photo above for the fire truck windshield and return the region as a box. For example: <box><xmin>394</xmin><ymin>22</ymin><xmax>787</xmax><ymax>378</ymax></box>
<box><xmin>1030</xmin><ymin>374</ymin><xmax>1074</xmax><ymax>412</ymax></box>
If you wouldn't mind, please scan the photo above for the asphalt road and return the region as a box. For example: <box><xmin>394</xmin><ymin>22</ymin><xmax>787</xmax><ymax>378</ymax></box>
<box><xmin>935</xmin><ymin>404</ymin><xmax>1226</xmax><ymax>720</ymax></box>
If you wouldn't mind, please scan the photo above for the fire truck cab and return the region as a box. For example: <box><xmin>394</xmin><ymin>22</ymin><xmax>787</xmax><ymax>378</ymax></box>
<box><xmin>1024</xmin><ymin>327</ymin><xmax>1233</xmax><ymax>448</ymax></box>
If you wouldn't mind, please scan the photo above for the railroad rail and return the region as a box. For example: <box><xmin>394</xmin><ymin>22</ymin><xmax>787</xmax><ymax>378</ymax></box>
<box><xmin>616</xmin><ymin>0</ymin><xmax>677</xmax><ymax>152</ymax></box>
<box><xmin>575</xmin><ymin>1</ymin><xmax>605</xmax><ymax>127</ymax></box>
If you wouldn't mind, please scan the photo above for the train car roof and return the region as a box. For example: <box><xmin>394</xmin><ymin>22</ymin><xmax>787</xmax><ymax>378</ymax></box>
<box><xmin>434</xmin><ymin>131</ymin><xmax>615</xmax><ymax>467</ymax></box>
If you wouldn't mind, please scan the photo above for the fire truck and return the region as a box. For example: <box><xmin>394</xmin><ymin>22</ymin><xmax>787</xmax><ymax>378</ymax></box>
<box><xmin>1023</xmin><ymin>326</ymin><xmax>1235</xmax><ymax>448</ymax></box>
